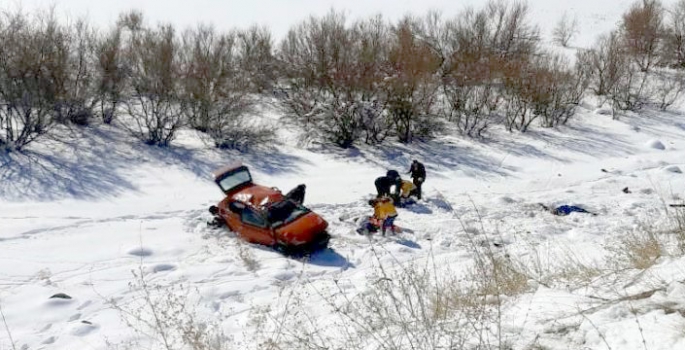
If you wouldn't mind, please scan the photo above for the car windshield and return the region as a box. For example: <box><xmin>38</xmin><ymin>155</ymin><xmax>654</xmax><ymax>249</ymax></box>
<box><xmin>266</xmin><ymin>200</ymin><xmax>310</xmax><ymax>227</ymax></box>
<box><xmin>218</xmin><ymin>167</ymin><xmax>252</xmax><ymax>193</ymax></box>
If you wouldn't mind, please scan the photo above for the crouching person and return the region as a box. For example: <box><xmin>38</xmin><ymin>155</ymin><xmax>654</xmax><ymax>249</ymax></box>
<box><xmin>373</xmin><ymin>196</ymin><xmax>398</xmax><ymax>236</ymax></box>
<box><xmin>207</xmin><ymin>205</ymin><xmax>225</xmax><ymax>228</ymax></box>
<box><xmin>398</xmin><ymin>179</ymin><xmax>418</xmax><ymax>207</ymax></box>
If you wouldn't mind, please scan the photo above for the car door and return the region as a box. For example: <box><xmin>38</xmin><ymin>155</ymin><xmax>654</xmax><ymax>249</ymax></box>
<box><xmin>236</xmin><ymin>206</ymin><xmax>275</xmax><ymax>246</ymax></box>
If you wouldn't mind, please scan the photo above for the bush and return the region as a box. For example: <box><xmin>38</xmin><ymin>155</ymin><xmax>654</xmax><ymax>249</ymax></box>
<box><xmin>179</xmin><ymin>25</ymin><xmax>266</xmax><ymax>150</ymax></box>
<box><xmin>587</xmin><ymin>31</ymin><xmax>631</xmax><ymax>97</ymax></box>
<box><xmin>120</xmin><ymin>15</ymin><xmax>185</xmax><ymax>147</ymax></box>
<box><xmin>94</xmin><ymin>25</ymin><xmax>127</xmax><ymax>124</ymax></box>
<box><xmin>663</xmin><ymin>0</ymin><xmax>685</xmax><ymax>68</ymax></box>
<box><xmin>0</xmin><ymin>9</ymin><xmax>62</xmax><ymax>151</ymax></box>
<box><xmin>440</xmin><ymin>0</ymin><xmax>539</xmax><ymax>135</ymax></box>
<box><xmin>552</xmin><ymin>12</ymin><xmax>579</xmax><ymax>47</ymax></box>
<box><xmin>621</xmin><ymin>0</ymin><xmax>665</xmax><ymax>73</ymax></box>
<box><xmin>277</xmin><ymin>11</ymin><xmax>395</xmax><ymax>148</ymax></box>
<box><xmin>383</xmin><ymin>19</ymin><xmax>443</xmax><ymax>143</ymax></box>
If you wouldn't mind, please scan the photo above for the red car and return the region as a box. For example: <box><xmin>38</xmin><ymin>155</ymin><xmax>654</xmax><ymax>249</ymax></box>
<box><xmin>211</xmin><ymin>163</ymin><xmax>330</xmax><ymax>253</ymax></box>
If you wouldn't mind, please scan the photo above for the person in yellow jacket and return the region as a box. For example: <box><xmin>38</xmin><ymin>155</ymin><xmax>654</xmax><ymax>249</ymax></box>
<box><xmin>398</xmin><ymin>180</ymin><xmax>418</xmax><ymax>206</ymax></box>
<box><xmin>371</xmin><ymin>195</ymin><xmax>398</xmax><ymax>236</ymax></box>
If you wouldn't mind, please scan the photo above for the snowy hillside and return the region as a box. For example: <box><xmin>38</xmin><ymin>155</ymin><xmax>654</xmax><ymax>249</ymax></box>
<box><xmin>3</xmin><ymin>1</ymin><xmax>685</xmax><ymax>350</ymax></box>
<box><xmin>2</xmin><ymin>101</ymin><xmax>685</xmax><ymax>349</ymax></box>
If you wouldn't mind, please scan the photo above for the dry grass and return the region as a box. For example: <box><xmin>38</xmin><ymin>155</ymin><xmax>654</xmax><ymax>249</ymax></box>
<box><xmin>609</xmin><ymin>227</ymin><xmax>663</xmax><ymax>270</ymax></box>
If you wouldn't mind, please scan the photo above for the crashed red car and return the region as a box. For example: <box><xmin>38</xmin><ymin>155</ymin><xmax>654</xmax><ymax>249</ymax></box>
<box><xmin>210</xmin><ymin>163</ymin><xmax>330</xmax><ymax>253</ymax></box>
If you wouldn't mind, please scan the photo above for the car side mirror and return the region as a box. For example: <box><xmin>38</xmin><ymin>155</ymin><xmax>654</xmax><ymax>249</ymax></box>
<box><xmin>228</xmin><ymin>201</ymin><xmax>245</xmax><ymax>214</ymax></box>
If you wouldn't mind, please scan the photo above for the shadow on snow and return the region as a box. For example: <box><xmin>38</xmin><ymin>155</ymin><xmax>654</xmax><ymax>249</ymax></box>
<box><xmin>0</xmin><ymin>126</ymin><xmax>308</xmax><ymax>201</ymax></box>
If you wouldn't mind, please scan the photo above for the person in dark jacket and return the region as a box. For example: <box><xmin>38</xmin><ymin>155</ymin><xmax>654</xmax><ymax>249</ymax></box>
<box><xmin>375</xmin><ymin>175</ymin><xmax>401</xmax><ymax>198</ymax></box>
<box><xmin>407</xmin><ymin>160</ymin><xmax>426</xmax><ymax>200</ymax></box>
<box><xmin>285</xmin><ymin>184</ymin><xmax>306</xmax><ymax>205</ymax></box>
<box><xmin>207</xmin><ymin>205</ymin><xmax>225</xmax><ymax>227</ymax></box>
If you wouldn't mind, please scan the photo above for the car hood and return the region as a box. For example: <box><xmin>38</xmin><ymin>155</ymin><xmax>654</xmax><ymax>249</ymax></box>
<box><xmin>274</xmin><ymin>212</ymin><xmax>328</xmax><ymax>245</ymax></box>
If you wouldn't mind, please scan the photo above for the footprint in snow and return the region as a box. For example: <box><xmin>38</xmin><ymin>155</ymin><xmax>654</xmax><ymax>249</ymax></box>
<box><xmin>664</xmin><ymin>165</ymin><xmax>682</xmax><ymax>174</ymax></box>
<box><xmin>127</xmin><ymin>247</ymin><xmax>154</xmax><ymax>257</ymax></box>
<box><xmin>76</xmin><ymin>300</ymin><xmax>92</xmax><ymax>310</ymax></box>
<box><xmin>70</xmin><ymin>321</ymin><xmax>99</xmax><ymax>336</ymax></box>
<box><xmin>149</xmin><ymin>263</ymin><xmax>177</xmax><ymax>273</ymax></box>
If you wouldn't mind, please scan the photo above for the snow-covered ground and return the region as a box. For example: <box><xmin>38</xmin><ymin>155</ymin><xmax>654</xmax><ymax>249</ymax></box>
<box><xmin>2</xmin><ymin>99</ymin><xmax>685</xmax><ymax>349</ymax></box>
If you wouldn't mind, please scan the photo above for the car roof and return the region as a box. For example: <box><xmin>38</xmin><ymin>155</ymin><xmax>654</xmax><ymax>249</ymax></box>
<box><xmin>231</xmin><ymin>184</ymin><xmax>285</xmax><ymax>208</ymax></box>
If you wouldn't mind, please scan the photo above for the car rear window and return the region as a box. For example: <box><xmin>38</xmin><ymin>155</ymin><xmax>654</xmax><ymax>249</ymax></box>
<box><xmin>218</xmin><ymin>168</ymin><xmax>252</xmax><ymax>193</ymax></box>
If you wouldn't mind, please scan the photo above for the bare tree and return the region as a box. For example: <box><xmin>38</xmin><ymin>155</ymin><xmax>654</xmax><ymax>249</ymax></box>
<box><xmin>532</xmin><ymin>53</ymin><xmax>590</xmax><ymax>128</ymax></box>
<box><xmin>94</xmin><ymin>25</ymin><xmax>126</xmax><ymax>124</ymax></box>
<box><xmin>277</xmin><ymin>11</ymin><xmax>390</xmax><ymax>148</ymax></box>
<box><xmin>236</xmin><ymin>25</ymin><xmax>277</xmax><ymax>93</ymax></box>
<box><xmin>651</xmin><ymin>71</ymin><xmax>685</xmax><ymax>110</ymax></box>
<box><xmin>553</xmin><ymin>12</ymin><xmax>579</xmax><ymax>47</ymax></box>
<box><xmin>352</xmin><ymin>15</ymin><xmax>392</xmax><ymax>145</ymax></box>
<box><xmin>440</xmin><ymin>0</ymin><xmax>539</xmax><ymax>136</ymax></box>
<box><xmin>384</xmin><ymin>18</ymin><xmax>442</xmax><ymax>143</ymax></box>
<box><xmin>662</xmin><ymin>0</ymin><xmax>685</xmax><ymax>68</ymax></box>
<box><xmin>180</xmin><ymin>25</ymin><xmax>269</xmax><ymax>150</ymax></box>
<box><xmin>587</xmin><ymin>31</ymin><xmax>631</xmax><ymax>96</ymax></box>
<box><xmin>120</xmin><ymin>15</ymin><xmax>185</xmax><ymax>146</ymax></box>
<box><xmin>51</xmin><ymin>19</ymin><xmax>97</xmax><ymax>126</ymax></box>
<box><xmin>0</xmin><ymin>9</ymin><xmax>62</xmax><ymax>151</ymax></box>
<box><xmin>621</xmin><ymin>0</ymin><xmax>665</xmax><ymax>72</ymax></box>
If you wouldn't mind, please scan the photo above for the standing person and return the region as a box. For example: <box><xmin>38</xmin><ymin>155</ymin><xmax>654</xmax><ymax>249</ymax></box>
<box><xmin>407</xmin><ymin>160</ymin><xmax>426</xmax><ymax>200</ymax></box>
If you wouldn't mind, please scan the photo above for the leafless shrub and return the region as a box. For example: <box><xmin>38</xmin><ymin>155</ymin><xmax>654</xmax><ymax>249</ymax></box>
<box><xmin>237</xmin><ymin>25</ymin><xmax>277</xmax><ymax>93</ymax></box>
<box><xmin>94</xmin><ymin>25</ymin><xmax>127</xmax><ymax>124</ymax></box>
<box><xmin>384</xmin><ymin>18</ymin><xmax>443</xmax><ymax>143</ymax></box>
<box><xmin>553</xmin><ymin>12</ymin><xmax>579</xmax><ymax>47</ymax></box>
<box><xmin>120</xmin><ymin>15</ymin><xmax>185</xmax><ymax>147</ymax></box>
<box><xmin>650</xmin><ymin>70</ymin><xmax>685</xmax><ymax>110</ymax></box>
<box><xmin>621</xmin><ymin>0</ymin><xmax>666</xmax><ymax>73</ymax></box>
<box><xmin>179</xmin><ymin>25</ymin><xmax>268</xmax><ymax>150</ymax></box>
<box><xmin>585</xmin><ymin>30</ymin><xmax>651</xmax><ymax>114</ymax></box>
<box><xmin>587</xmin><ymin>31</ymin><xmax>631</xmax><ymax>97</ymax></box>
<box><xmin>277</xmin><ymin>11</ymin><xmax>393</xmax><ymax>148</ymax></box>
<box><xmin>501</xmin><ymin>60</ymin><xmax>538</xmax><ymax>132</ymax></box>
<box><xmin>440</xmin><ymin>0</ymin><xmax>539</xmax><ymax>136</ymax></box>
<box><xmin>0</xmin><ymin>9</ymin><xmax>61</xmax><ymax>151</ymax></box>
<box><xmin>609</xmin><ymin>66</ymin><xmax>650</xmax><ymax>113</ymax></box>
<box><xmin>534</xmin><ymin>53</ymin><xmax>590</xmax><ymax>128</ymax></box>
<box><xmin>441</xmin><ymin>9</ymin><xmax>502</xmax><ymax>137</ymax></box>
<box><xmin>353</xmin><ymin>15</ymin><xmax>393</xmax><ymax>145</ymax></box>
<box><xmin>662</xmin><ymin>0</ymin><xmax>685</xmax><ymax>68</ymax></box>
<box><xmin>50</xmin><ymin>19</ymin><xmax>97</xmax><ymax>126</ymax></box>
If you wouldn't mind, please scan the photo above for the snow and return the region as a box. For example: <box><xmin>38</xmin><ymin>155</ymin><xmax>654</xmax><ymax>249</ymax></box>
<box><xmin>647</xmin><ymin>139</ymin><xmax>667</xmax><ymax>150</ymax></box>
<box><xmin>3</xmin><ymin>1</ymin><xmax>685</xmax><ymax>349</ymax></box>
<box><xmin>2</xmin><ymin>104</ymin><xmax>685</xmax><ymax>349</ymax></box>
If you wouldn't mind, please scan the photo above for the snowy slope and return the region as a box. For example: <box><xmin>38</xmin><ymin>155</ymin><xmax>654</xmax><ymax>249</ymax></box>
<box><xmin>1</xmin><ymin>99</ymin><xmax>685</xmax><ymax>349</ymax></box>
